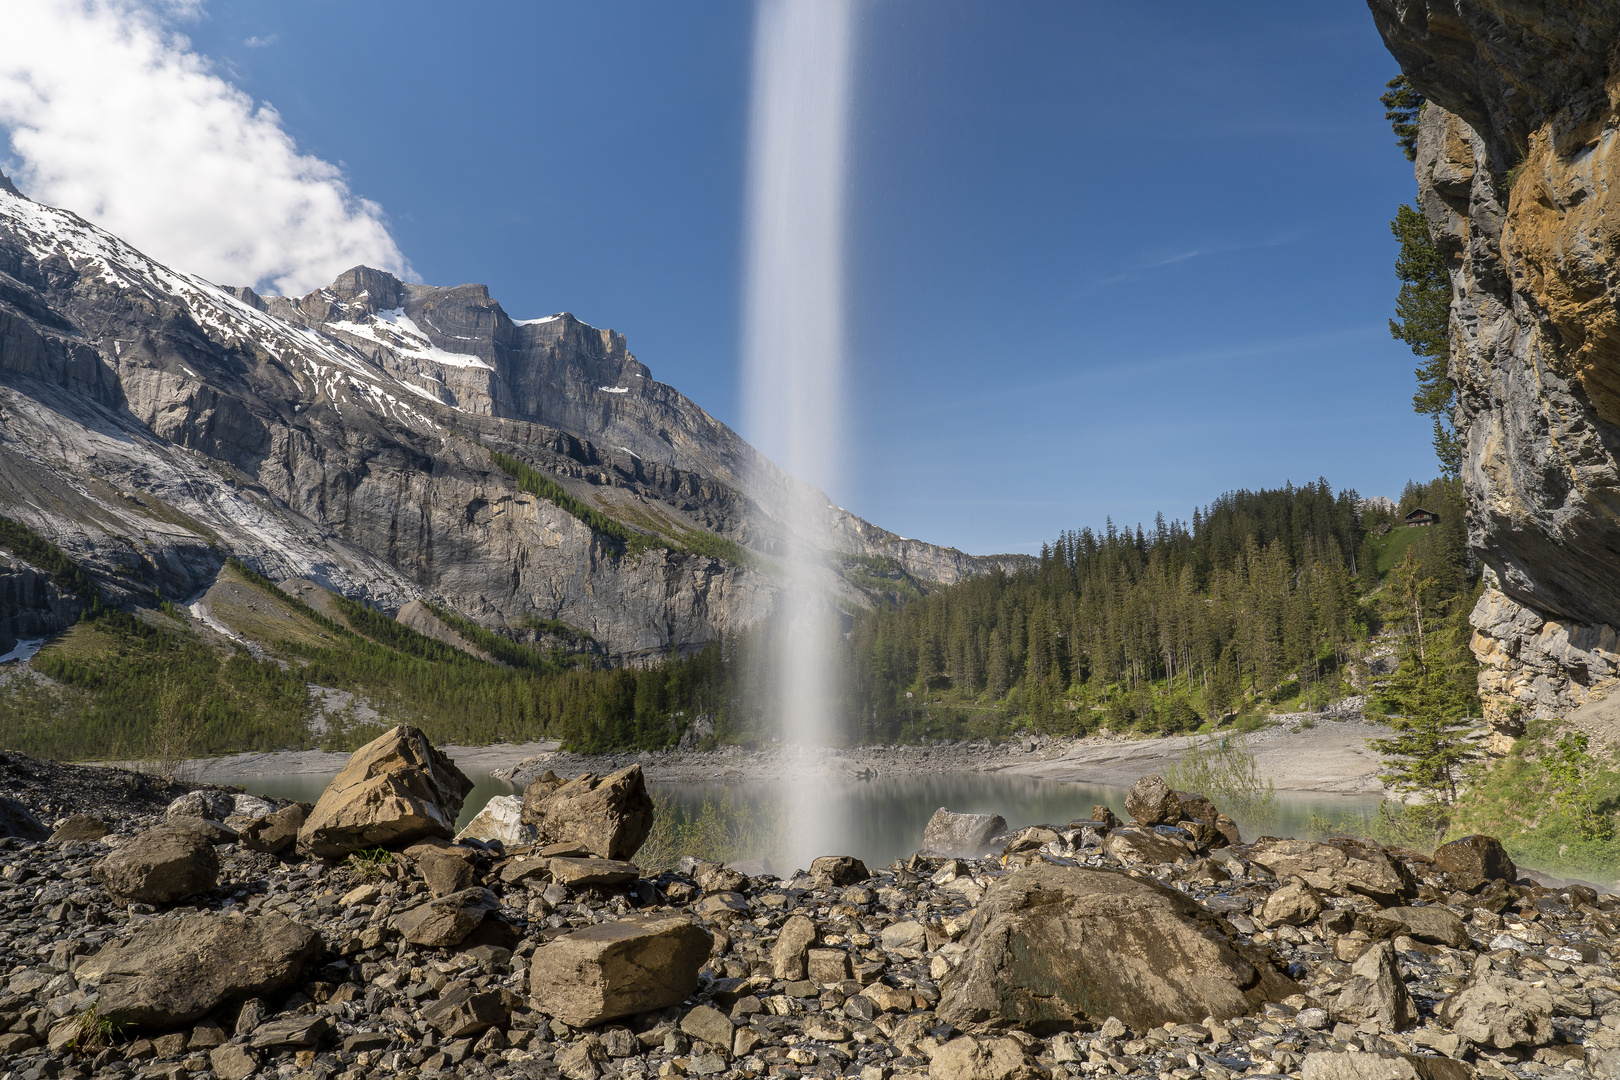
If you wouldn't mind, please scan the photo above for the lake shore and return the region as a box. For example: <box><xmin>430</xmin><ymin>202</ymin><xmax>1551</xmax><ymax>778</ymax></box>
<box><xmin>171</xmin><ymin>715</ymin><xmax>1393</xmax><ymax>796</ymax></box>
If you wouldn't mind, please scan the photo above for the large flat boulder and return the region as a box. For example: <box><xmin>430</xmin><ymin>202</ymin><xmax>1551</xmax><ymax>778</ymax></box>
<box><xmin>94</xmin><ymin>825</ymin><xmax>219</xmax><ymax>904</ymax></box>
<box><xmin>297</xmin><ymin>725</ymin><xmax>472</xmax><ymax>858</ymax></box>
<box><xmin>75</xmin><ymin>913</ymin><xmax>321</xmax><ymax>1029</ymax></box>
<box><xmin>920</xmin><ymin>808</ymin><xmax>1008</xmax><ymax>857</ymax></box>
<box><xmin>520</xmin><ymin>765</ymin><xmax>654</xmax><ymax>860</ymax></box>
<box><xmin>529</xmin><ymin>914</ymin><xmax>711</xmax><ymax>1027</ymax></box>
<box><xmin>938</xmin><ymin>863</ymin><xmax>1297</xmax><ymax>1032</ymax></box>
<box><xmin>1246</xmin><ymin>838</ymin><xmax>1415</xmax><ymax>906</ymax></box>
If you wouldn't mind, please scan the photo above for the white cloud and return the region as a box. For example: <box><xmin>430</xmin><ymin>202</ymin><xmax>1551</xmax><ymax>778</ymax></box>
<box><xmin>243</xmin><ymin>34</ymin><xmax>279</xmax><ymax>48</ymax></box>
<box><xmin>0</xmin><ymin>0</ymin><xmax>410</xmax><ymax>295</ymax></box>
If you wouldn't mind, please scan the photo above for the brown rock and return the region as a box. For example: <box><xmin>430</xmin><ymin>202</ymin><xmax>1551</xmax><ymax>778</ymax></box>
<box><xmin>1432</xmin><ymin>835</ymin><xmax>1517</xmax><ymax>892</ymax></box>
<box><xmin>938</xmin><ymin>863</ymin><xmax>1297</xmax><ymax>1031</ymax></box>
<box><xmin>1330</xmin><ymin>941</ymin><xmax>1417</xmax><ymax>1031</ymax></box>
<box><xmin>1437</xmin><ymin>973</ymin><xmax>1554</xmax><ymax>1049</ymax></box>
<box><xmin>1090</xmin><ymin>805</ymin><xmax>1122</xmax><ymax>829</ymax></box>
<box><xmin>93</xmin><ymin>825</ymin><xmax>219</xmax><ymax>904</ymax></box>
<box><xmin>392</xmin><ymin>887</ymin><xmax>498</xmax><ymax>947</ymax></box>
<box><xmin>807</xmin><ymin>947</ymin><xmax>851</xmax><ymax>983</ymax></box>
<box><xmin>1247</xmin><ymin>837</ymin><xmax>1415</xmax><ymax>906</ymax></box>
<box><xmin>521</xmin><ymin>765</ymin><xmax>653</xmax><ymax>860</ymax></box>
<box><xmin>1380</xmin><ymin>906</ymin><xmax>1472</xmax><ymax>950</ymax></box>
<box><xmin>421</xmin><ymin>984</ymin><xmax>512</xmax><ymax>1038</ymax></box>
<box><xmin>811</xmin><ymin>855</ymin><xmax>869</xmax><ymax>887</ymax></box>
<box><xmin>772</xmin><ymin>914</ymin><xmax>818</xmax><ymax>980</ymax></box>
<box><xmin>929</xmin><ymin>1036</ymin><xmax>1043</xmax><ymax>1080</ymax></box>
<box><xmin>529</xmin><ymin>914</ymin><xmax>711</xmax><ymax>1026</ymax></box>
<box><xmin>1103</xmin><ymin>825</ymin><xmax>1195</xmax><ymax>865</ymax></box>
<box><xmin>75</xmin><ymin>913</ymin><xmax>321</xmax><ymax>1029</ymax></box>
<box><xmin>48</xmin><ymin>813</ymin><xmax>107</xmax><ymax>843</ymax></box>
<box><xmin>297</xmin><ymin>725</ymin><xmax>473</xmax><ymax>859</ymax></box>
<box><xmin>680</xmin><ymin>1005</ymin><xmax>735</xmax><ymax>1056</ymax></box>
<box><xmin>210</xmin><ymin>1045</ymin><xmax>259</xmax><ymax>1080</ymax></box>
<box><xmin>1300</xmin><ymin>1050</ymin><xmax>1476</xmax><ymax>1080</ymax></box>
<box><xmin>239</xmin><ymin>804</ymin><xmax>305</xmax><ymax>856</ymax></box>
<box><xmin>1124</xmin><ymin>774</ymin><xmax>1182</xmax><ymax>826</ymax></box>
<box><xmin>549</xmin><ymin>857</ymin><xmax>640</xmax><ymax>888</ymax></box>
<box><xmin>405</xmin><ymin>839</ymin><xmax>477</xmax><ymax>897</ymax></box>
<box><xmin>1258</xmin><ymin>875</ymin><xmax>1326</xmax><ymax>928</ymax></box>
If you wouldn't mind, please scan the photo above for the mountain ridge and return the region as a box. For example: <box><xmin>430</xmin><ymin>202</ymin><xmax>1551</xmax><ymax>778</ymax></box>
<box><xmin>0</xmin><ymin>171</ymin><xmax>1023</xmax><ymax>660</ymax></box>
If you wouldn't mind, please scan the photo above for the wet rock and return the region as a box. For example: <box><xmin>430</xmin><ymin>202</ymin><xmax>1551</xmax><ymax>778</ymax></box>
<box><xmin>921</xmin><ymin>808</ymin><xmax>1009</xmax><ymax>857</ymax></box>
<box><xmin>456</xmin><ymin>793</ymin><xmax>536</xmax><ymax>846</ymax></box>
<box><xmin>405</xmin><ymin>839</ymin><xmax>477</xmax><ymax>897</ymax></box>
<box><xmin>0</xmin><ymin>795</ymin><xmax>47</xmax><ymax>840</ymax></box>
<box><xmin>1247</xmin><ymin>837</ymin><xmax>1415</xmax><ymax>905</ymax></box>
<box><xmin>810</xmin><ymin>854</ymin><xmax>869</xmax><ymax>887</ymax></box>
<box><xmin>393</xmin><ymin>886</ymin><xmax>498</xmax><ymax>947</ymax></box>
<box><xmin>297</xmin><ymin>725</ymin><xmax>473</xmax><ymax>858</ymax></box>
<box><xmin>521</xmin><ymin>765</ymin><xmax>654</xmax><ymax>859</ymax></box>
<box><xmin>530</xmin><ymin>914</ymin><xmax>711</xmax><ymax>1026</ymax></box>
<box><xmin>938</xmin><ymin>863</ymin><xmax>1297</xmax><ymax>1031</ymax></box>
<box><xmin>1431</xmin><ymin>835</ymin><xmax>1517</xmax><ymax>892</ymax></box>
<box><xmin>93</xmin><ymin>824</ymin><xmax>219</xmax><ymax>904</ymax></box>
<box><xmin>929</xmin><ymin>1035</ymin><xmax>1042</xmax><ymax>1080</ymax></box>
<box><xmin>1258</xmin><ymin>875</ymin><xmax>1325</xmax><ymax>927</ymax></box>
<box><xmin>75</xmin><ymin>913</ymin><xmax>321</xmax><ymax>1029</ymax></box>
<box><xmin>1436</xmin><ymin>972</ymin><xmax>1555</xmax><ymax>1049</ymax></box>
<box><xmin>1330</xmin><ymin>941</ymin><xmax>1417</xmax><ymax>1031</ymax></box>
<box><xmin>1125</xmin><ymin>774</ymin><xmax>1183</xmax><ymax>826</ymax></box>
<box><xmin>772</xmin><ymin>914</ymin><xmax>818</xmax><ymax>979</ymax></box>
<box><xmin>238</xmin><ymin>803</ymin><xmax>305</xmax><ymax>856</ymax></box>
<box><xmin>47</xmin><ymin>813</ymin><xmax>107</xmax><ymax>843</ymax></box>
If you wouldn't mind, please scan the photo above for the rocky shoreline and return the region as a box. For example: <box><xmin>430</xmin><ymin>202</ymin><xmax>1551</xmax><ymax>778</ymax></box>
<box><xmin>1</xmin><ymin>728</ymin><xmax>1615</xmax><ymax>1080</ymax></box>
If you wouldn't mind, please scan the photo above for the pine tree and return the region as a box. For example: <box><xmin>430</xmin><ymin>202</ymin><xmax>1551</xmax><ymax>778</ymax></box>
<box><xmin>1390</xmin><ymin>203</ymin><xmax>1460</xmax><ymax>478</ymax></box>
<box><xmin>1380</xmin><ymin>74</ymin><xmax>1425</xmax><ymax>162</ymax></box>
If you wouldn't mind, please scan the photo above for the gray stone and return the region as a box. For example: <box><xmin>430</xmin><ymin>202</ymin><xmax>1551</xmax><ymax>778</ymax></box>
<box><xmin>238</xmin><ymin>803</ymin><xmax>305</xmax><ymax>855</ymax></box>
<box><xmin>455</xmin><ymin>794</ymin><xmax>536</xmax><ymax>846</ymax></box>
<box><xmin>921</xmin><ymin>808</ymin><xmax>1008</xmax><ymax>857</ymax></box>
<box><xmin>1301</xmin><ymin>1049</ymin><xmax>1476</xmax><ymax>1080</ymax></box>
<box><xmin>1247</xmin><ymin>837</ymin><xmax>1414</xmax><ymax>905</ymax></box>
<box><xmin>1380</xmin><ymin>906</ymin><xmax>1471</xmax><ymax>950</ymax></box>
<box><xmin>772</xmin><ymin>914</ymin><xmax>818</xmax><ymax>979</ymax></box>
<box><xmin>1331</xmin><ymin>941</ymin><xmax>1417</xmax><ymax>1032</ymax></box>
<box><xmin>1124</xmin><ymin>774</ymin><xmax>1182</xmax><ymax>826</ymax></box>
<box><xmin>1437</xmin><ymin>973</ymin><xmax>1554</xmax><ymax>1049</ymax></box>
<box><xmin>48</xmin><ymin>814</ymin><xmax>107</xmax><ymax>843</ymax></box>
<box><xmin>0</xmin><ymin>796</ymin><xmax>47</xmax><ymax>840</ymax></box>
<box><xmin>393</xmin><ymin>887</ymin><xmax>498</xmax><ymax>947</ymax></box>
<box><xmin>1258</xmin><ymin>875</ymin><xmax>1326</xmax><ymax>927</ymax></box>
<box><xmin>166</xmin><ymin>790</ymin><xmax>236</xmax><ymax>822</ymax></box>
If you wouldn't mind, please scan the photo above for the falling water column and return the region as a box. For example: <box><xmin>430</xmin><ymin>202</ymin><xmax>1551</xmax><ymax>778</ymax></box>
<box><xmin>741</xmin><ymin>0</ymin><xmax>856</xmax><ymax>871</ymax></box>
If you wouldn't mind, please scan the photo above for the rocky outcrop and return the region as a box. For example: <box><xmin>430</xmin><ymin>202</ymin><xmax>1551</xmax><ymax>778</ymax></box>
<box><xmin>297</xmin><ymin>726</ymin><xmax>473</xmax><ymax>858</ymax></box>
<box><xmin>0</xmin><ymin>175</ymin><xmax>1020</xmax><ymax>663</ymax></box>
<box><xmin>1367</xmin><ymin>3</ymin><xmax>1620</xmax><ymax>731</ymax></box>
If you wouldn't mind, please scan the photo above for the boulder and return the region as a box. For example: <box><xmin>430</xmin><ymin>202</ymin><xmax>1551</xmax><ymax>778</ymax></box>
<box><xmin>1379</xmin><ymin>906</ymin><xmax>1472</xmax><ymax>950</ymax></box>
<box><xmin>163</xmin><ymin>815</ymin><xmax>239</xmax><ymax>845</ymax></box>
<box><xmin>249</xmin><ymin>1014</ymin><xmax>331</xmax><ymax>1049</ymax></box>
<box><xmin>1124</xmin><ymin>774</ymin><xmax>1182</xmax><ymax>826</ymax></box>
<box><xmin>680</xmin><ymin>1005</ymin><xmax>735</xmax><ymax>1056</ymax></box>
<box><xmin>1258</xmin><ymin>875</ymin><xmax>1326</xmax><ymax>928</ymax></box>
<box><xmin>239</xmin><ymin>804</ymin><xmax>305</xmax><ymax>856</ymax></box>
<box><xmin>938</xmin><ymin>863</ymin><xmax>1297</xmax><ymax>1031</ymax></box>
<box><xmin>297</xmin><ymin>725</ymin><xmax>473</xmax><ymax>858</ymax></box>
<box><xmin>1436</xmin><ymin>973</ymin><xmax>1554</xmax><ymax>1049</ymax></box>
<box><xmin>1301</xmin><ymin>1050</ymin><xmax>1477</xmax><ymax>1080</ymax></box>
<box><xmin>1103</xmin><ymin>825</ymin><xmax>1195</xmax><ymax>865</ymax></box>
<box><xmin>0</xmin><ymin>796</ymin><xmax>47</xmax><ymax>840</ymax></box>
<box><xmin>1090</xmin><ymin>805</ymin><xmax>1122</xmax><ymax>829</ymax></box>
<box><xmin>1431</xmin><ymin>835</ymin><xmax>1517</xmax><ymax>891</ymax></box>
<box><xmin>549</xmin><ymin>857</ymin><xmax>640</xmax><ymax>889</ymax></box>
<box><xmin>456</xmin><ymin>794</ymin><xmax>536</xmax><ymax>846</ymax></box>
<box><xmin>1330</xmin><ymin>941</ymin><xmax>1417</xmax><ymax>1031</ymax></box>
<box><xmin>1247</xmin><ymin>838</ymin><xmax>1415</xmax><ymax>906</ymax></box>
<box><xmin>166</xmin><ymin>790</ymin><xmax>237</xmax><ymax>822</ymax></box>
<box><xmin>772</xmin><ymin>914</ymin><xmax>817</xmax><ymax>980</ymax></box>
<box><xmin>405</xmin><ymin>839</ymin><xmax>477</xmax><ymax>897</ymax></box>
<box><xmin>75</xmin><ymin>913</ymin><xmax>321</xmax><ymax>1028</ymax></box>
<box><xmin>810</xmin><ymin>855</ymin><xmax>869</xmax><ymax>887</ymax></box>
<box><xmin>529</xmin><ymin>914</ymin><xmax>711</xmax><ymax>1027</ymax></box>
<box><xmin>520</xmin><ymin>765</ymin><xmax>653</xmax><ymax>860</ymax></box>
<box><xmin>929</xmin><ymin>1036</ymin><xmax>1043</xmax><ymax>1080</ymax></box>
<box><xmin>421</xmin><ymin>984</ymin><xmax>513</xmax><ymax>1038</ymax></box>
<box><xmin>94</xmin><ymin>825</ymin><xmax>219</xmax><ymax>904</ymax></box>
<box><xmin>393</xmin><ymin>887</ymin><xmax>498</xmax><ymax>948</ymax></box>
<box><xmin>1175</xmin><ymin>792</ymin><xmax>1218</xmax><ymax>824</ymax></box>
<box><xmin>920</xmin><ymin>808</ymin><xmax>1009</xmax><ymax>857</ymax></box>
<box><xmin>210</xmin><ymin>1045</ymin><xmax>259</xmax><ymax>1080</ymax></box>
<box><xmin>48</xmin><ymin>814</ymin><xmax>107</xmax><ymax>843</ymax></box>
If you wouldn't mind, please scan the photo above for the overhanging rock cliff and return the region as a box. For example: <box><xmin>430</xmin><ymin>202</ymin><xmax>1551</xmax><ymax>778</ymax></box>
<box><xmin>1369</xmin><ymin>1</ymin><xmax>1620</xmax><ymax>746</ymax></box>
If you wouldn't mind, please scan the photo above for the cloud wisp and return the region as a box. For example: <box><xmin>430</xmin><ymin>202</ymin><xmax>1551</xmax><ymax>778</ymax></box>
<box><xmin>0</xmin><ymin>0</ymin><xmax>409</xmax><ymax>295</ymax></box>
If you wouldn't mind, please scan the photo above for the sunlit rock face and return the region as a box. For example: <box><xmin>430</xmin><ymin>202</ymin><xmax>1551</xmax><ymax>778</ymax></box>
<box><xmin>1369</xmin><ymin>1</ymin><xmax>1620</xmax><ymax>735</ymax></box>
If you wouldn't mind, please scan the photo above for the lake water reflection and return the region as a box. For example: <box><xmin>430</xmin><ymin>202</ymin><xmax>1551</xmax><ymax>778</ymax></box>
<box><xmin>232</xmin><ymin>768</ymin><xmax>1384</xmax><ymax>871</ymax></box>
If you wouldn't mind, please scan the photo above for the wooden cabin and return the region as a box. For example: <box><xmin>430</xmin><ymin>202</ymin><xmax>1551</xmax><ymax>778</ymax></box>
<box><xmin>1404</xmin><ymin>507</ymin><xmax>1439</xmax><ymax>527</ymax></box>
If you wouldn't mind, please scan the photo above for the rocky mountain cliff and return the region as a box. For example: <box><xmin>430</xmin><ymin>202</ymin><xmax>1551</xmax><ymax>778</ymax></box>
<box><xmin>0</xmin><ymin>176</ymin><xmax>1018</xmax><ymax>661</ymax></box>
<box><xmin>1368</xmin><ymin>1</ymin><xmax>1620</xmax><ymax>741</ymax></box>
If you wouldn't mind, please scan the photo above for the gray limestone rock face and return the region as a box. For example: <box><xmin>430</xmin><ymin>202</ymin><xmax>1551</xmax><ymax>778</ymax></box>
<box><xmin>937</xmin><ymin>863</ymin><xmax>1298</xmax><ymax>1032</ymax></box>
<box><xmin>75</xmin><ymin>912</ymin><xmax>321</xmax><ymax>1029</ymax></box>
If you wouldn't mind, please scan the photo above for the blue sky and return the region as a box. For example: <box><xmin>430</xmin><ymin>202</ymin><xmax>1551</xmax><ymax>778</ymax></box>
<box><xmin>7</xmin><ymin>2</ymin><xmax>1428</xmax><ymax>556</ymax></box>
